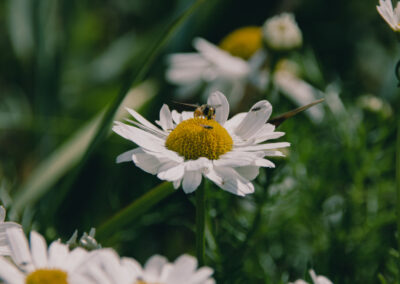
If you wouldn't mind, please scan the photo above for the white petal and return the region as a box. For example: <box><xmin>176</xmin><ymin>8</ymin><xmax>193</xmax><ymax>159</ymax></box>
<box><xmin>112</xmin><ymin>122</ymin><xmax>165</xmax><ymax>152</ymax></box>
<box><xmin>125</xmin><ymin>108</ymin><xmax>164</xmax><ymax>135</ymax></box>
<box><xmin>207</xmin><ymin>91</ymin><xmax>229</xmax><ymax>125</ymax></box>
<box><xmin>157</xmin><ymin>163</ymin><xmax>185</xmax><ymax>182</ymax></box>
<box><xmin>237</xmin><ymin>142</ymin><xmax>290</xmax><ymax>152</ymax></box>
<box><xmin>235</xmin><ymin>166</ymin><xmax>260</xmax><ymax>181</ymax></box>
<box><xmin>206</xmin><ymin>167</ymin><xmax>254</xmax><ymax>196</ymax></box>
<box><xmin>48</xmin><ymin>241</ymin><xmax>69</xmax><ymax>268</ymax></box>
<box><xmin>173</xmin><ymin>179</ymin><xmax>182</xmax><ymax>189</ymax></box>
<box><xmin>164</xmin><ymin>254</ymin><xmax>197</xmax><ymax>283</ymax></box>
<box><xmin>65</xmin><ymin>247</ymin><xmax>89</xmax><ymax>272</ymax></box>
<box><xmin>30</xmin><ymin>231</ymin><xmax>48</xmax><ymax>269</ymax></box>
<box><xmin>144</xmin><ymin>255</ymin><xmax>168</xmax><ymax>282</ymax></box>
<box><xmin>156</xmin><ymin>104</ymin><xmax>174</xmax><ymax>131</ymax></box>
<box><xmin>182</xmin><ymin>171</ymin><xmax>202</xmax><ymax>194</ymax></box>
<box><xmin>309</xmin><ymin>269</ymin><xmax>333</xmax><ymax>284</ymax></box>
<box><xmin>254</xmin><ymin>159</ymin><xmax>275</xmax><ymax>168</ymax></box>
<box><xmin>0</xmin><ymin>256</ymin><xmax>25</xmax><ymax>284</ymax></box>
<box><xmin>234</xmin><ymin>101</ymin><xmax>272</xmax><ymax>139</ymax></box>
<box><xmin>6</xmin><ymin>227</ymin><xmax>34</xmax><ymax>272</ymax></box>
<box><xmin>189</xmin><ymin>267</ymin><xmax>214</xmax><ymax>283</ymax></box>
<box><xmin>184</xmin><ymin>158</ymin><xmax>212</xmax><ymax>171</ymax></box>
<box><xmin>116</xmin><ymin>149</ymin><xmax>136</xmax><ymax>163</ymax></box>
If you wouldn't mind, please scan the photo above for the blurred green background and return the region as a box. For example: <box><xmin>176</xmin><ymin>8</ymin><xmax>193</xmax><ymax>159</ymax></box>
<box><xmin>0</xmin><ymin>0</ymin><xmax>399</xmax><ymax>283</ymax></box>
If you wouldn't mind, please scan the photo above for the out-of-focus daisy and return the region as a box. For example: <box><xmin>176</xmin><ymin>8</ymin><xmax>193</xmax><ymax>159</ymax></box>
<box><xmin>114</xmin><ymin>91</ymin><xmax>289</xmax><ymax>196</ymax></box>
<box><xmin>377</xmin><ymin>0</ymin><xmax>400</xmax><ymax>32</ymax></box>
<box><xmin>0</xmin><ymin>206</ymin><xmax>21</xmax><ymax>256</ymax></box>
<box><xmin>84</xmin><ymin>249</ymin><xmax>215</xmax><ymax>284</ymax></box>
<box><xmin>262</xmin><ymin>13</ymin><xmax>303</xmax><ymax>51</ymax></box>
<box><xmin>0</xmin><ymin>227</ymin><xmax>93</xmax><ymax>284</ymax></box>
<box><xmin>289</xmin><ymin>269</ymin><xmax>333</xmax><ymax>284</ymax></box>
<box><xmin>166</xmin><ymin>27</ymin><xmax>264</xmax><ymax>107</ymax></box>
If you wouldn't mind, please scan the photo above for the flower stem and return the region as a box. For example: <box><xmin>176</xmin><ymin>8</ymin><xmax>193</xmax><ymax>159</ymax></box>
<box><xmin>397</xmin><ymin>116</ymin><xmax>400</xmax><ymax>276</ymax></box>
<box><xmin>196</xmin><ymin>180</ymin><xmax>206</xmax><ymax>266</ymax></box>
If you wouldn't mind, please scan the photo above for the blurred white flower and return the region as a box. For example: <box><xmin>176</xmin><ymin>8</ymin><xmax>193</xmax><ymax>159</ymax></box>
<box><xmin>114</xmin><ymin>91</ymin><xmax>289</xmax><ymax>196</ymax></box>
<box><xmin>289</xmin><ymin>269</ymin><xmax>333</xmax><ymax>284</ymax></box>
<box><xmin>262</xmin><ymin>13</ymin><xmax>303</xmax><ymax>51</ymax></box>
<box><xmin>377</xmin><ymin>0</ymin><xmax>400</xmax><ymax>32</ymax></box>
<box><xmin>166</xmin><ymin>37</ymin><xmax>253</xmax><ymax>107</ymax></box>
<box><xmin>0</xmin><ymin>227</ymin><xmax>94</xmax><ymax>284</ymax></box>
<box><xmin>0</xmin><ymin>206</ymin><xmax>21</xmax><ymax>256</ymax></box>
<box><xmin>84</xmin><ymin>249</ymin><xmax>215</xmax><ymax>284</ymax></box>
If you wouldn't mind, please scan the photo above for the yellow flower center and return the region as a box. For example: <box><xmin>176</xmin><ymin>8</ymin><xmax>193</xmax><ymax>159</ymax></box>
<box><xmin>165</xmin><ymin>118</ymin><xmax>233</xmax><ymax>160</ymax></box>
<box><xmin>26</xmin><ymin>269</ymin><xmax>68</xmax><ymax>284</ymax></box>
<box><xmin>219</xmin><ymin>26</ymin><xmax>262</xmax><ymax>60</ymax></box>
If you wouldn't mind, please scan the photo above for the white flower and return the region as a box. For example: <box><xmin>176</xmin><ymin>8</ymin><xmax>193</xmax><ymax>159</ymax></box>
<box><xmin>289</xmin><ymin>269</ymin><xmax>333</xmax><ymax>284</ymax></box>
<box><xmin>262</xmin><ymin>13</ymin><xmax>303</xmax><ymax>51</ymax></box>
<box><xmin>0</xmin><ymin>206</ymin><xmax>21</xmax><ymax>256</ymax></box>
<box><xmin>84</xmin><ymin>249</ymin><xmax>215</xmax><ymax>284</ymax></box>
<box><xmin>377</xmin><ymin>0</ymin><xmax>400</xmax><ymax>32</ymax></box>
<box><xmin>113</xmin><ymin>91</ymin><xmax>289</xmax><ymax>196</ymax></box>
<box><xmin>0</xmin><ymin>227</ymin><xmax>94</xmax><ymax>284</ymax></box>
<box><xmin>166</xmin><ymin>37</ymin><xmax>256</xmax><ymax>107</ymax></box>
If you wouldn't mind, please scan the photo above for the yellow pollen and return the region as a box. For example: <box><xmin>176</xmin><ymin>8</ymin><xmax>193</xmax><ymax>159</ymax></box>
<box><xmin>165</xmin><ymin>118</ymin><xmax>233</xmax><ymax>160</ymax></box>
<box><xmin>26</xmin><ymin>269</ymin><xmax>68</xmax><ymax>284</ymax></box>
<box><xmin>219</xmin><ymin>26</ymin><xmax>262</xmax><ymax>60</ymax></box>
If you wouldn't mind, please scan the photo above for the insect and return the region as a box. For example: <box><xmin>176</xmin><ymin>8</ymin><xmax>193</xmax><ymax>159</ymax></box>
<box><xmin>200</xmin><ymin>124</ymin><xmax>213</xmax><ymax>130</ymax></box>
<box><xmin>174</xmin><ymin>102</ymin><xmax>221</xmax><ymax>120</ymax></box>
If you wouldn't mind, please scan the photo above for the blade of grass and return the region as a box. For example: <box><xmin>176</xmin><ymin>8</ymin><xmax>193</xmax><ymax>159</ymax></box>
<box><xmin>96</xmin><ymin>182</ymin><xmax>175</xmax><ymax>241</ymax></box>
<box><xmin>54</xmin><ymin>0</ymin><xmax>205</xmax><ymax>205</ymax></box>
<box><xmin>11</xmin><ymin>82</ymin><xmax>155</xmax><ymax>216</ymax></box>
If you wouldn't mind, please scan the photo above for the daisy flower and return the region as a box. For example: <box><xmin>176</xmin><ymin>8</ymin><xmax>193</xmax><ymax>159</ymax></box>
<box><xmin>0</xmin><ymin>227</ymin><xmax>94</xmax><ymax>284</ymax></box>
<box><xmin>166</xmin><ymin>28</ymin><xmax>264</xmax><ymax>107</ymax></box>
<box><xmin>289</xmin><ymin>269</ymin><xmax>333</xmax><ymax>284</ymax></box>
<box><xmin>377</xmin><ymin>0</ymin><xmax>400</xmax><ymax>32</ymax></box>
<box><xmin>0</xmin><ymin>206</ymin><xmax>21</xmax><ymax>256</ymax></box>
<box><xmin>113</xmin><ymin>91</ymin><xmax>289</xmax><ymax>196</ymax></box>
<box><xmin>84</xmin><ymin>249</ymin><xmax>214</xmax><ymax>284</ymax></box>
<box><xmin>262</xmin><ymin>13</ymin><xmax>303</xmax><ymax>51</ymax></box>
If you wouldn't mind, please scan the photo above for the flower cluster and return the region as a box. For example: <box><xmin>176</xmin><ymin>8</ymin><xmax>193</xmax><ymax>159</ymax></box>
<box><xmin>0</xmin><ymin>207</ymin><xmax>215</xmax><ymax>284</ymax></box>
<box><xmin>166</xmin><ymin>12</ymin><xmax>324</xmax><ymax>122</ymax></box>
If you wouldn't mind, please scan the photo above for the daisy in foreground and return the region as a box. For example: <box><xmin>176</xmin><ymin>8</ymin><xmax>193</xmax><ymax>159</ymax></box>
<box><xmin>0</xmin><ymin>227</ymin><xmax>93</xmax><ymax>284</ymax></box>
<box><xmin>114</xmin><ymin>91</ymin><xmax>289</xmax><ymax>196</ymax></box>
<box><xmin>84</xmin><ymin>249</ymin><xmax>214</xmax><ymax>284</ymax></box>
<box><xmin>377</xmin><ymin>0</ymin><xmax>400</xmax><ymax>32</ymax></box>
<box><xmin>0</xmin><ymin>206</ymin><xmax>21</xmax><ymax>256</ymax></box>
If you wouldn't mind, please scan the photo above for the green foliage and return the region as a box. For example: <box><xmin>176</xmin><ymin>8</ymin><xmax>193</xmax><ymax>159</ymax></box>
<box><xmin>0</xmin><ymin>0</ymin><xmax>399</xmax><ymax>283</ymax></box>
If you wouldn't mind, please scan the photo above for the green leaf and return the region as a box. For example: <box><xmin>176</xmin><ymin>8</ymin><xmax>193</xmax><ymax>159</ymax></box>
<box><xmin>96</xmin><ymin>182</ymin><xmax>175</xmax><ymax>241</ymax></box>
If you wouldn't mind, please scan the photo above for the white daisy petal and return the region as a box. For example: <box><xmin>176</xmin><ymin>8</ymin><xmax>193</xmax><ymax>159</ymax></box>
<box><xmin>144</xmin><ymin>255</ymin><xmax>168</xmax><ymax>282</ymax></box>
<box><xmin>234</xmin><ymin>100</ymin><xmax>272</xmax><ymax>139</ymax></box>
<box><xmin>157</xmin><ymin>163</ymin><xmax>185</xmax><ymax>182</ymax></box>
<box><xmin>0</xmin><ymin>256</ymin><xmax>25</xmax><ymax>284</ymax></box>
<box><xmin>125</xmin><ymin>107</ymin><xmax>164</xmax><ymax>135</ymax></box>
<box><xmin>189</xmin><ymin>267</ymin><xmax>215</xmax><ymax>283</ymax></box>
<box><xmin>184</xmin><ymin>158</ymin><xmax>212</xmax><ymax>171</ymax></box>
<box><xmin>237</xmin><ymin>142</ymin><xmax>290</xmax><ymax>151</ymax></box>
<box><xmin>206</xmin><ymin>167</ymin><xmax>254</xmax><ymax>196</ymax></box>
<box><xmin>165</xmin><ymin>254</ymin><xmax>197</xmax><ymax>283</ymax></box>
<box><xmin>182</xmin><ymin>171</ymin><xmax>202</xmax><ymax>194</ymax></box>
<box><xmin>156</xmin><ymin>104</ymin><xmax>174</xmax><ymax>131</ymax></box>
<box><xmin>235</xmin><ymin>166</ymin><xmax>260</xmax><ymax>181</ymax></box>
<box><xmin>116</xmin><ymin>149</ymin><xmax>136</xmax><ymax>163</ymax></box>
<box><xmin>207</xmin><ymin>91</ymin><xmax>229</xmax><ymax>125</ymax></box>
<box><xmin>6</xmin><ymin>227</ymin><xmax>34</xmax><ymax>272</ymax></box>
<box><xmin>30</xmin><ymin>231</ymin><xmax>48</xmax><ymax>269</ymax></box>
<box><xmin>48</xmin><ymin>241</ymin><xmax>69</xmax><ymax>268</ymax></box>
<box><xmin>112</xmin><ymin>122</ymin><xmax>165</xmax><ymax>152</ymax></box>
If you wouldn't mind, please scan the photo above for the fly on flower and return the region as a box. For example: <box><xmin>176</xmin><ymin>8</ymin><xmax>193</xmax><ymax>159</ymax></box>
<box><xmin>174</xmin><ymin>101</ymin><xmax>221</xmax><ymax>120</ymax></box>
<box><xmin>113</xmin><ymin>91</ymin><xmax>290</xmax><ymax>196</ymax></box>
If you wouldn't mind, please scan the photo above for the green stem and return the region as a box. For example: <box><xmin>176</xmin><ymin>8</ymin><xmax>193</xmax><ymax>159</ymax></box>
<box><xmin>397</xmin><ymin>116</ymin><xmax>400</xmax><ymax>276</ymax></box>
<box><xmin>96</xmin><ymin>182</ymin><xmax>175</xmax><ymax>241</ymax></box>
<box><xmin>196</xmin><ymin>181</ymin><xmax>206</xmax><ymax>266</ymax></box>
